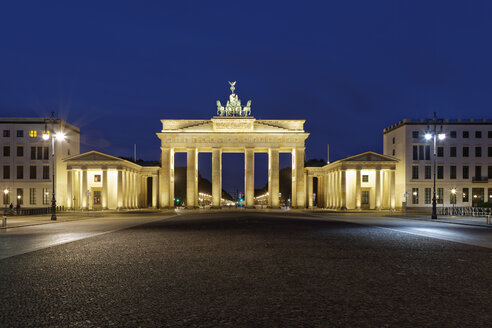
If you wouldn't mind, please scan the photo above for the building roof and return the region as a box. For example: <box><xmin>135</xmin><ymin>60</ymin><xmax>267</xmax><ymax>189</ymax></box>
<box><xmin>383</xmin><ymin>117</ymin><xmax>492</xmax><ymax>134</ymax></box>
<box><xmin>0</xmin><ymin>117</ymin><xmax>80</xmax><ymax>134</ymax></box>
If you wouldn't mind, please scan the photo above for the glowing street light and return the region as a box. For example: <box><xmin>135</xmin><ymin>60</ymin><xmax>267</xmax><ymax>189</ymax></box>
<box><xmin>425</xmin><ymin>112</ymin><xmax>446</xmax><ymax>220</ymax></box>
<box><xmin>44</xmin><ymin>112</ymin><xmax>65</xmax><ymax>221</ymax></box>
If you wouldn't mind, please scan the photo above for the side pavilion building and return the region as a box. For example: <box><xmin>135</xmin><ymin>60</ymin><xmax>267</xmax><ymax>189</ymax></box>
<box><xmin>305</xmin><ymin>151</ymin><xmax>398</xmax><ymax>210</ymax></box>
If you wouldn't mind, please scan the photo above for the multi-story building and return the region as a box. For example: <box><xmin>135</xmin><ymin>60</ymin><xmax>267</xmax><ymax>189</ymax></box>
<box><xmin>1</xmin><ymin>117</ymin><xmax>80</xmax><ymax>208</ymax></box>
<box><xmin>383</xmin><ymin>118</ymin><xmax>492</xmax><ymax>208</ymax></box>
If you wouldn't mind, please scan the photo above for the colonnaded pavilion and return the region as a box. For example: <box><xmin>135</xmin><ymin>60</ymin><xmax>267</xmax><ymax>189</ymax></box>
<box><xmin>62</xmin><ymin>82</ymin><xmax>397</xmax><ymax>210</ymax></box>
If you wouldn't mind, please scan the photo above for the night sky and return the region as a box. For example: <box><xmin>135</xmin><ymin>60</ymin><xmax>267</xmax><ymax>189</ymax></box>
<box><xmin>1</xmin><ymin>1</ymin><xmax>491</xmax><ymax>194</ymax></box>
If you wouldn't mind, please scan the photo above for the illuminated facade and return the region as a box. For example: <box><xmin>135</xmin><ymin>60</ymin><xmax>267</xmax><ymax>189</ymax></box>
<box><xmin>157</xmin><ymin>83</ymin><xmax>309</xmax><ymax>209</ymax></box>
<box><xmin>63</xmin><ymin>151</ymin><xmax>159</xmax><ymax>210</ymax></box>
<box><xmin>383</xmin><ymin>118</ymin><xmax>492</xmax><ymax>208</ymax></box>
<box><xmin>0</xmin><ymin>117</ymin><xmax>80</xmax><ymax>208</ymax></box>
<box><xmin>305</xmin><ymin>152</ymin><xmax>398</xmax><ymax>210</ymax></box>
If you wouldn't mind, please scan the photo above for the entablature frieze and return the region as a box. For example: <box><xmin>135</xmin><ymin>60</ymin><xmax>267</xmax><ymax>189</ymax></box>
<box><xmin>158</xmin><ymin>133</ymin><xmax>308</xmax><ymax>152</ymax></box>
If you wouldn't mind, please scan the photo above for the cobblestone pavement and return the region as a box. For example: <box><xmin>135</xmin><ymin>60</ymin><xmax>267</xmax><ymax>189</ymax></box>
<box><xmin>1</xmin><ymin>212</ymin><xmax>491</xmax><ymax>327</ymax></box>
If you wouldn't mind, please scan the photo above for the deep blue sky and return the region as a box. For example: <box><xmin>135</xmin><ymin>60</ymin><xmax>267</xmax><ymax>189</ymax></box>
<box><xmin>1</xmin><ymin>1</ymin><xmax>491</xmax><ymax>193</ymax></box>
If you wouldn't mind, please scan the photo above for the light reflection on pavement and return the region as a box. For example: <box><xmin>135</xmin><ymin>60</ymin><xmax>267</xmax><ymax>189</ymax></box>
<box><xmin>313</xmin><ymin>215</ymin><xmax>492</xmax><ymax>249</ymax></box>
<box><xmin>0</xmin><ymin>215</ymin><xmax>174</xmax><ymax>260</ymax></box>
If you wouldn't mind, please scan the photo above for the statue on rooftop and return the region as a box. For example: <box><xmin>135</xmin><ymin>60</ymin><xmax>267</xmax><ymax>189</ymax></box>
<box><xmin>216</xmin><ymin>82</ymin><xmax>252</xmax><ymax>117</ymax></box>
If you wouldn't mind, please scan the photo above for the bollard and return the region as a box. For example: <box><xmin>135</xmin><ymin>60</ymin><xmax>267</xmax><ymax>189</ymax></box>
<box><xmin>487</xmin><ymin>215</ymin><xmax>491</xmax><ymax>225</ymax></box>
<box><xmin>2</xmin><ymin>215</ymin><xmax>6</xmax><ymax>228</ymax></box>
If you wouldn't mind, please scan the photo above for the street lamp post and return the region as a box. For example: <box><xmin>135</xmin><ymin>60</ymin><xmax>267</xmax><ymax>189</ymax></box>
<box><xmin>42</xmin><ymin>113</ymin><xmax>65</xmax><ymax>221</ymax></box>
<box><xmin>451</xmin><ymin>188</ymin><xmax>457</xmax><ymax>215</ymax></box>
<box><xmin>425</xmin><ymin>112</ymin><xmax>445</xmax><ymax>220</ymax></box>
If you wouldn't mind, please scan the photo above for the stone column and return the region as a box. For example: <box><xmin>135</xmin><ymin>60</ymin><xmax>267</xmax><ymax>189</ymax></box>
<box><xmin>291</xmin><ymin>148</ymin><xmax>297</xmax><ymax>207</ymax></box>
<box><xmin>212</xmin><ymin>148</ymin><xmax>222</xmax><ymax>208</ymax></box>
<box><xmin>152</xmin><ymin>174</ymin><xmax>158</xmax><ymax>208</ymax></box>
<box><xmin>268</xmin><ymin>148</ymin><xmax>280</xmax><ymax>208</ymax></box>
<box><xmin>160</xmin><ymin>148</ymin><xmax>170</xmax><ymax>208</ymax></box>
<box><xmin>117</xmin><ymin>169</ymin><xmax>123</xmax><ymax>209</ymax></box>
<box><xmin>318</xmin><ymin>176</ymin><xmax>324</xmax><ymax>208</ymax></box>
<box><xmin>390</xmin><ymin>169</ymin><xmax>396</xmax><ymax>209</ymax></box>
<box><xmin>356</xmin><ymin>169</ymin><xmax>362</xmax><ymax>209</ymax></box>
<box><xmin>67</xmin><ymin>169</ymin><xmax>73</xmax><ymax>209</ymax></box>
<box><xmin>244</xmin><ymin>148</ymin><xmax>255</xmax><ymax>207</ymax></box>
<box><xmin>187</xmin><ymin>148</ymin><xmax>198</xmax><ymax>208</ymax></box>
<box><xmin>81</xmin><ymin>169</ymin><xmax>88</xmax><ymax>210</ymax></box>
<box><xmin>307</xmin><ymin>174</ymin><xmax>314</xmax><ymax>209</ymax></box>
<box><xmin>102</xmin><ymin>168</ymin><xmax>108</xmax><ymax>209</ymax></box>
<box><xmin>295</xmin><ymin>148</ymin><xmax>306</xmax><ymax>208</ymax></box>
<box><xmin>375</xmin><ymin>169</ymin><xmax>381</xmax><ymax>209</ymax></box>
<box><xmin>340</xmin><ymin>169</ymin><xmax>346</xmax><ymax>210</ymax></box>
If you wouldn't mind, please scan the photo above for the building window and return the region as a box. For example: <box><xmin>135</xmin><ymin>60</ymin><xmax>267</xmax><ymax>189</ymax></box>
<box><xmin>450</xmin><ymin>131</ymin><xmax>457</xmax><ymax>138</ymax></box>
<box><xmin>488</xmin><ymin>166</ymin><xmax>492</xmax><ymax>179</ymax></box>
<box><xmin>43</xmin><ymin>166</ymin><xmax>50</xmax><ymax>179</ymax></box>
<box><xmin>37</xmin><ymin>147</ymin><xmax>42</xmax><ymax>160</ymax></box>
<box><xmin>29</xmin><ymin>130</ymin><xmax>37</xmax><ymax>138</ymax></box>
<box><xmin>463</xmin><ymin>131</ymin><xmax>469</xmax><ymax>138</ymax></box>
<box><xmin>17</xmin><ymin>146</ymin><xmax>23</xmax><ymax>157</ymax></box>
<box><xmin>450</xmin><ymin>146</ymin><xmax>456</xmax><ymax>157</ymax></box>
<box><xmin>362</xmin><ymin>175</ymin><xmax>369</xmax><ymax>183</ymax></box>
<box><xmin>413</xmin><ymin>145</ymin><xmax>418</xmax><ymax>160</ymax></box>
<box><xmin>31</xmin><ymin>147</ymin><xmax>36</xmax><ymax>160</ymax></box>
<box><xmin>437</xmin><ymin>166</ymin><xmax>444</xmax><ymax>179</ymax></box>
<box><xmin>94</xmin><ymin>174</ymin><xmax>101</xmax><ymax>182</ymax></box>
<box><xmin>450</xmin><ymin>166</ymin><xmax>456</xmax><ymax>179</ymax></box>
<box><xmin>16</xmin><ymin>130</ymin><xmax>23</xmax><ymax>137</ymax></box>
<box><xmin>437</xmin><ymin>188</ymin><xmax>443</xmax><ymax>204</ymax></box>
<box><xmin>43</xmin><ymin>147</ymin><xmax>49</xmax><ymax>160</ymax></box>
<box><xmin>16</xmin><ymin>166</ymin><xmax>23</xmax><ymax>179</ymax></box>
<box><xmin>463</xmin><ymin>188</ymin><xmax>469</xmax><ymax>202</ymax></box>
<box><xmin>475</xmin><ymin>131</ymin><xmax>482</xmax><ymax>138</ymax></box>
<box><xmin>412</xmin><ymin>188</ymin><xmax>419</xmax><ymax>204</ymax></box>
<box><xmin>3</xmin><ymin>165</ymin><xmax>10</xmax><ymax>179</ymax></box>
<box><xmin>3</xmin><ymin>130</ymin><xmax>10</xmax><ymax>137</ymax></box>
<box><xmin>437</xmin><ymin>147</ymin><xmax>444</xmax><ymax>157</ymax></box>
<box><xmin>475</xmin><ymin>147</ymin><xmax>482</xmax><ymax>157</ymax></box>
<box><xmin>3</xmin><ymin>146</ymin><xmax>10</xmax><ymax>157</ymax></box>
<box><xmin>425</xmin><ymin>145</ymin><xmax>430</xmax><ymax>160</ymax></box>
<box><xmin>489</xmin><ymin>131</ymin><xmax>492</xmax><ymax>138</ymax></box>
<box><xmin>392</xmin><ymin>149</ymin><xmax>395</xmax><ymax>156</ymax></box>
<box><xmin>488</xmin><ymin>146</ymin><xmax>492</xmax><ymax>157</ymax></box>
<box><xmin>412</xmin><ymin>166</ymin><xmax>419</xmax><ymax>179</ymax></box>
<box><xmin>412</xmin><ymin>131</ymin><xmax>419</xmax><ymax>138</ymax></box>
<box><xmin>30</xmin><ymin>165</ymin><xmax>37</xmax><ymax>179</ymax></box>
<box><xmin>475</xmin><ymin>166</ymin><xmax>482</xmax><ymax>179</ymax></box>
<box><xmin>16</xmin><ymin>188</ymin><xmax>23</xmax><ymax>205</ymax></box>
<box><xmin>450</xmin><ymin>190</ymin><xmax>457</xmax><ymax>205</ymax></box>
<box><xmin>425</xmin><ymin>166</ymin><xmax>431</xmax><ymax>179</ymax></box>
<box><xmin>463</xmin><ymin>146</ymin><xmax>469</xmax><ymax>157</ymax></box>
<box><xmin>29</xmin><ymin>188</ymin><xmax>36</xmax><ymax>205</ymax></box>
<box><xmin>419</xmin><ymin>145</ymin><xmax>424</xmax><ymax>160</ymax></box>
<box><xmin>3</xmin><ymin>190</ymin><xmax>9</xmax><ymax>205</ymax></box>
<box><xmin>463</xmin><ymin>165</ymin><xmax>469</xmax><ymax>179</ymax></box>
<box><xmin>42</xmin><ymin>188</ymin><xmax>50</xmax><ymax>205</ymax></box>
<box><xmin>425</xmin><ymin>188</ymin><xmax>432</xmax><ymax>204</ymax></box>
<box><xmin>392</xmin><ymin>137</ymin><xmax>395</xmax><ymax>144</ymax></box>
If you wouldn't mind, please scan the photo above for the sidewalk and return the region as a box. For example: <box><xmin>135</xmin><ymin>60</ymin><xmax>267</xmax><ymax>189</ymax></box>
<box><xmin>0</xmin><ymin>209</ymin><xmax>175</xmax><ymax>229</ymax></box>
<box><xmin>391</xmin><ymin>214</ymin><xmax>492</xmax><ymax>228</ymax></box>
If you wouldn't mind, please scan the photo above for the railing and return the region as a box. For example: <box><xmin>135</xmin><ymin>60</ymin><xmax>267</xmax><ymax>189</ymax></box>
<box><xmin>472</xmin><ymin>176</ymin><xmax>488</xmax><ymax>182</ymax></box>
<box><xmin>2</xmin><ymin>206</ymin><xmax>65</xmax><ymax>216</ymax></box>
<box><xmin>437</xmin><ymin>207</ymin><xmax>491</xmax><ymax>217</ymax></box>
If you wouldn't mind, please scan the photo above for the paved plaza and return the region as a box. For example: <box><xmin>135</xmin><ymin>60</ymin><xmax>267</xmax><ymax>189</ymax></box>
<box><xmin>1</xmin><ymin>211</ymin><xmax>491</xmax><ymax>327</ymax></box>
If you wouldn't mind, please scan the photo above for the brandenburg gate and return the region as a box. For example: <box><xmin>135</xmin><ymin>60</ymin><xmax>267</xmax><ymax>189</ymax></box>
<box><xmin>157</xmin><ymin>82</ymin><xmax>309</xmax><ymax>208</ymax></box>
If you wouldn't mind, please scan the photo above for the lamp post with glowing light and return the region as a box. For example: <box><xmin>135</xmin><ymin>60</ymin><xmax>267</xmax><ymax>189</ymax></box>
<box><xmin>451</xmin><ymin>188</ymin><xmax>457</xmax><ymax>215</ymax></box>
<box><xmin>425</xmin><ymin>112</ymin><xmax>446</xmax><ymax>220</ymax></box>
<box><xmin>42</xmin><ymin>113</ymin><xmax>65</xmax><ymax>221</ymax></box>
<box><xmin>3</xmin><ymin>188</ymin><xmax>8</xmax><ymax>213</ymax></box>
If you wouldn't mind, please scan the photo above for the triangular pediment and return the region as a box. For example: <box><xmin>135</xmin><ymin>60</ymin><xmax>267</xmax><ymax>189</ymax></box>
<box><xmin>64</xmin><ymin>151</ymin><xmax>128</xmax><ymax>163</ymax></box>
<box><xmin>339</xmin><ymin>151</ymin><xmax>398</xmax><ymax>163</ymax></box>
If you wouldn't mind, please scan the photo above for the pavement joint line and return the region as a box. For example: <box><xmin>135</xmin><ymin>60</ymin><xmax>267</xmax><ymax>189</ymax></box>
<box><xmin>0</xmin><ymin>214</ymin><xmax>177</xmax><ymax>261</ymax></box>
